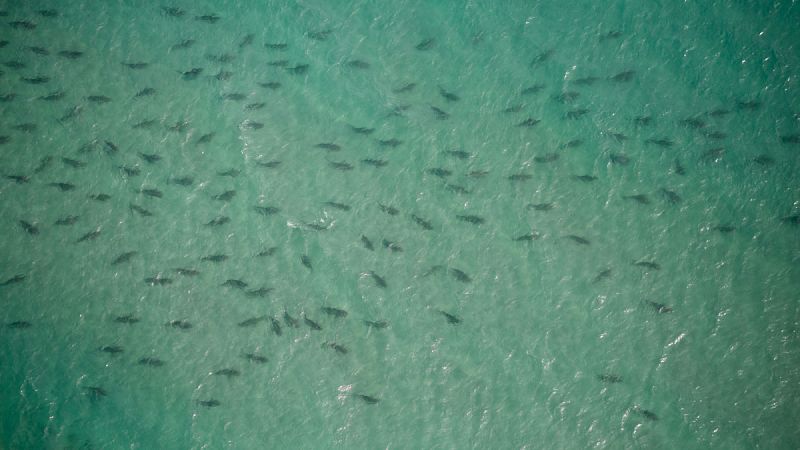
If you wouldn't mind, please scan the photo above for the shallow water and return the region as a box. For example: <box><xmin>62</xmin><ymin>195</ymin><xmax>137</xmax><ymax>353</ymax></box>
<box><xmin>1</xmin><ymin>1</ymin><xmax>799</xmax><ymax>449</ymax></box>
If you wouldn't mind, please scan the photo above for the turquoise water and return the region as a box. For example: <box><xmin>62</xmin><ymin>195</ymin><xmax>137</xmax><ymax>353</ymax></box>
<box><xmin>1</xmin><ymin>0</ymin><xmax>799</xmax><ymax>448</ymax></box>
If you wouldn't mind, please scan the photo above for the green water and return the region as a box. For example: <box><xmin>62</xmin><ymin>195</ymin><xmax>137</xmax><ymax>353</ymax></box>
<box><xmin>1</xmin><ymin>0</ymin><xmax>799</xmax><ymax>448</ymax></box>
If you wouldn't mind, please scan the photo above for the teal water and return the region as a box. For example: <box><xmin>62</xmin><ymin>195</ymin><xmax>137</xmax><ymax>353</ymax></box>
<box><xmin>1</xmin><ymin>0</ymin><xmax>799</xmax><ymax>448</ymax></box>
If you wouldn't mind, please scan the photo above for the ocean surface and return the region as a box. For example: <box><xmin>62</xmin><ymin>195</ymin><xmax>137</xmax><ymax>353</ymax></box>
<box><xmin>1</xmin><ymin>1</ymin><xmax>799</xmax><ymax>448</ymax></box>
